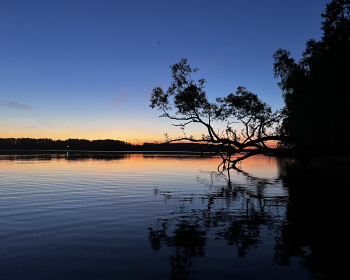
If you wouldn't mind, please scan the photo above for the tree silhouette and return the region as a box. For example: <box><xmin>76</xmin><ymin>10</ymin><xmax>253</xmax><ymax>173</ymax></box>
<box><xmin>150</xmin><ymin>59</ymin><xmax>293</xmax><ymax>169</ymax></box>
<box><xmin>273</xmin><ymin>0</ymin><xmax>350</xmax><ymax>151</ymax></box>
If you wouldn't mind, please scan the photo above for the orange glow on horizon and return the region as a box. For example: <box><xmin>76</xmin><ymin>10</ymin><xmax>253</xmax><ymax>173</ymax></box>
<box><xmin>0</xmin><ymin>124</ymin><xmax>281</xmax><ymax>146</ymax></box>
<box><xmin>0</xmin><ymin>131</ymin><xmax>282</xmax><ymax>147</ymax></box>
<box><xmin>0</xmin><ymin>128</ymin><xmax>167</xmax><ymax>145</ymax></box>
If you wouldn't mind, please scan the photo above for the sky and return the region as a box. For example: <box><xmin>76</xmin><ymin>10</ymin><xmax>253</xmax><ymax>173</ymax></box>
<box><xmin>0</xmin><ymin>0</ymin><xmax>329</xmax><ymax>144</ymax></box>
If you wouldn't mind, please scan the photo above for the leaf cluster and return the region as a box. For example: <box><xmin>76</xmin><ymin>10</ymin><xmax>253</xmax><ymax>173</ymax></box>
<box><xmin>150</xmin><ymin>58</ymin><xmax>212</xmax><ymax>119</ymax></box>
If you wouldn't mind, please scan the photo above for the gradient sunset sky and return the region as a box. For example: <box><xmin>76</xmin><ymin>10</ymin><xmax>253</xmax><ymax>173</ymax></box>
<box><xmin>0</xmin><ymin>0</ymin><xmax>328</xmax><ymax>144</ymax></box>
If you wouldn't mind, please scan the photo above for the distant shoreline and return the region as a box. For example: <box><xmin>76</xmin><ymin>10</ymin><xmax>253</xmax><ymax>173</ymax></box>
<box><xmin>0</xmin><ymin>149</ymin><xmax>203</xmax><ymax>153</ymax></box>
<box><xmin>0</xmin><ymin>150</ymin><xmax>216</xmax><ymax>156</ymax></box>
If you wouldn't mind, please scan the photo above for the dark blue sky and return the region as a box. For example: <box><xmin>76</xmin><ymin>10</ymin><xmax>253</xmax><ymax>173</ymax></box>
<box><xmin>0</xmin><ymin>0</ymin><xmax>328</xmax><ymax>142</ymax></box>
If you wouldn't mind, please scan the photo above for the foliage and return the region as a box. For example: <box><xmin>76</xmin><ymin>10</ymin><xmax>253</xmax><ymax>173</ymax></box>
<box><xmin>150</xmin><ymin>58</ymin><xmax>290</xmax><ymax>169</ymax></box>
<box><xmin>273</xmin><ymin>0</ymin><xmax>350</xmax><ymax>151</ymax></box>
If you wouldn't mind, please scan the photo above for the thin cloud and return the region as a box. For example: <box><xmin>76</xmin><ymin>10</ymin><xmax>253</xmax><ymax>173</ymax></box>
<box><xmin>2</xmin><ymin>101</ymin><xmax>35</xmax><ymax>111</ymax></box>
<box><xmin>112</xmin><ymin>87</ymin><xmax>133</xmax><ymax>109</ymax></box>
<box><xmin>39</xmin><ymin>121</ymin><xmax>55</xmax><ymax>129</ymax></box>
<box><xmin>22</xmin><ymin>125</ymin><xmax>37</xmax><ymax>129</ymax></box>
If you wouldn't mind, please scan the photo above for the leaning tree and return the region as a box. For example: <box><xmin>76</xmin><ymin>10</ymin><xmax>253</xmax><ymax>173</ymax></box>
<box><xmin>150</xmin><ymin>58</ymin><xmax>292</xmax><ymax>170</ymax></box>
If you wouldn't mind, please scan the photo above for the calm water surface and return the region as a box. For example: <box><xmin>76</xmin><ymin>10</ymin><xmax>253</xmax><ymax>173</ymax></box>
<box><xmin>0</xmin><ymin>153</ymin><xmax>347</xmax><ymax>279</ymax></box>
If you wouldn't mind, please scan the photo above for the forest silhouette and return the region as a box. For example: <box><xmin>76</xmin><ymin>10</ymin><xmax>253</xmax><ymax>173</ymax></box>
<box><xmin>273</xmin><ymin>0</ymin><xmax>350</xmax><ymax>152</ymax></box>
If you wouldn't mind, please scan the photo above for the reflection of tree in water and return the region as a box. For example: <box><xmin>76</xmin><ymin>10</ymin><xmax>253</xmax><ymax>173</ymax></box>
<box><xmin>149</xmin><ymin>218</ymin><xmax>206</xmax><ymax>279</ymax></box>
<box><xmin>149</xmin><ymin>157</ymin><xmax>350</xmax><ymax>279</ymax></box>
<box><xmin>276</xmin><ymin>157</ymin><xmax>350</xmax><ymax>279</ymax></box>
<box><xmin>148</xmin><ymin>168</ymin><xmax>289</xmax><ymax>279</ymax></box>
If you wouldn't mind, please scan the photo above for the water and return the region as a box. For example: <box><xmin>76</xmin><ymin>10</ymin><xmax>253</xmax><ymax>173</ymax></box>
<box><xmin>0</xmin><ymin>153</ymin><xmax>348</xmax><ymax>279</ymax></box>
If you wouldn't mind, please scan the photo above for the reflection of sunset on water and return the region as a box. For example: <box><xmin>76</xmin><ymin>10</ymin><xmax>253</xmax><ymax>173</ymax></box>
<box><xmin>0</xmin><ymin>153</ymin><xmax>280</xmax><ymax>180</ymax></box>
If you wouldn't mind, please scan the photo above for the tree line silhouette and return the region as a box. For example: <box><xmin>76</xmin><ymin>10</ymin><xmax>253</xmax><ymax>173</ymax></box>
<box><xmin>0</xmin><ymin>137</ymin><xmax>217</xmax><ymax>152</ymax></box>
<box><xmin>0</xmin><ymin>138</ymin><xmax>131</xmax><ymax>151</ymax></box>
<box><xmin>273</xmin><ymin>0</ymin><xmax>350</xmax><ymax>152</ymax></box>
